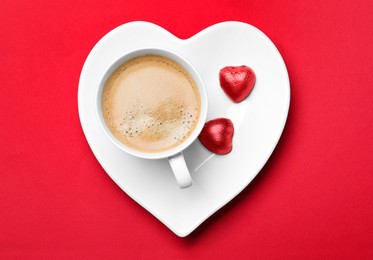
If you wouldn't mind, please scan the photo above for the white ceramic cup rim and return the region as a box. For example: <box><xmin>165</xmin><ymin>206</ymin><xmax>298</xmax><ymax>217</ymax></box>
<box><xmin>95</xmin><ymin>48</ymin><xmax>208</xmax><ymax>160</ymax></box>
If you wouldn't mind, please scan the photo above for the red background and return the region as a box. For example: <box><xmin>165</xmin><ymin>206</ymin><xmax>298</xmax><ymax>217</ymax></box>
<box><xmin>1</xmin><ymin>0</ymin><xmax>372</xmax><ymax>259</ymax></box>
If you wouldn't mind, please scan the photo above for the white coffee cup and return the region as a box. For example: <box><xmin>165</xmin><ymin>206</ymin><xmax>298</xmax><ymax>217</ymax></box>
<box><xmin>95</xmin><ymin>48</ymin><xmax>208</xmax><ymax>188</ymax></box>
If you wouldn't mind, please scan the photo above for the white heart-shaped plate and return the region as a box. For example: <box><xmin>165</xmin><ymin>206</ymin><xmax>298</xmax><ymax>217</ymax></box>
<box><xmin>78</xmin><ymin>21</ymin><xmax>290</xmax><ymax>237</ymax></box>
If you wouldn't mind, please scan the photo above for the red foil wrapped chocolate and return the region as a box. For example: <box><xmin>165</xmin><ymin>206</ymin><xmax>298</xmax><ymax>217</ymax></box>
<box><xmin>198</xmin><ymin>118</ymin><xmax>234</xmax><ymax>155</ymax></box>
<box><xmin>219</xmin><ymin>65</ymin><xmax>256</xmax><ymax>102</ymax></box>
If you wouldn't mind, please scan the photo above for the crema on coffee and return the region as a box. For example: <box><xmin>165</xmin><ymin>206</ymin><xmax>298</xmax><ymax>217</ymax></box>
<box><xmin>102</xmin><ymin>54</ymin><xmax>201</xmax><ymax>153</ymax></box>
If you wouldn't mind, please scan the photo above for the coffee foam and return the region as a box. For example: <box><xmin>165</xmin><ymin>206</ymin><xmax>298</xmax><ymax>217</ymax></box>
<box><xmin>102</xmin><ymin>54</ymin><xmax>200</xmax><ymax>152</ymax></box>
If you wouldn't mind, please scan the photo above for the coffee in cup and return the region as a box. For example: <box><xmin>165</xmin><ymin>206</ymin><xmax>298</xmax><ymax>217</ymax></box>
<box><xmin>96</xmin><ymin>49</ymin><xmax>208</xmax><ymax>188</ymax></box>
<box><xmin>102</xmin><ymin>54</ymin><xmax>201</xmax><ymax>153</ymax></box>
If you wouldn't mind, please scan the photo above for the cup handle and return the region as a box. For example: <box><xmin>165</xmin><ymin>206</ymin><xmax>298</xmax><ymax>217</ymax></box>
<box><xmin>168</xmin><ymin>152</ymin><xmax>193</xmax><ymax>189</ymax></box>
